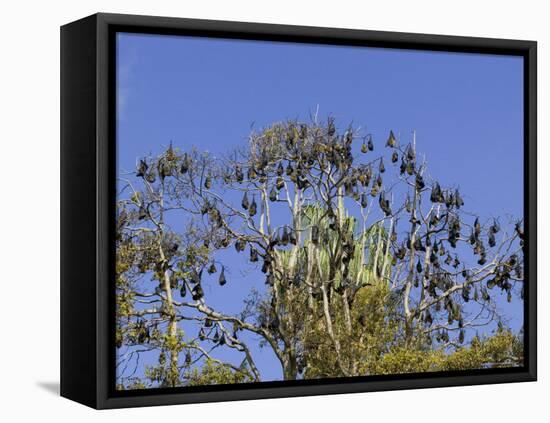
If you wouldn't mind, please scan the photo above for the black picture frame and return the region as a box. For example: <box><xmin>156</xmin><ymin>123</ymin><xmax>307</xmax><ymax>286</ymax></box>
<box><xmin>60</xmin><ymin>12</ymin><xmax>537</xmax><ymax>409</ymax></box>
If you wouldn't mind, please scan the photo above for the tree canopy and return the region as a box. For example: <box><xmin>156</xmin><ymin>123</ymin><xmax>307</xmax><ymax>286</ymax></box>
<box><xmin>115</xmin><ymin>117</ymin><xmax>524</xmax><ymax>389</ymax></box>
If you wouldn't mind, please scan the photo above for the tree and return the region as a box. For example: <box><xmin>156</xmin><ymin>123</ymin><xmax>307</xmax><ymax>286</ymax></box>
<box><xmin>115</xmin><ymin>117</ymin><xmax>524</xmax><ymax>388</ymax></box>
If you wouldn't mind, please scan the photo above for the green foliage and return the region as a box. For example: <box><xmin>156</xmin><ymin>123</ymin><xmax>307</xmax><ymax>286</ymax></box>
<box><xmin>373</xmin><ymin>331</ymin><xmax>523</xmax><ymax>375</ymax></box>
<box><xmin>116</xmin><ymin>379</ymin><xmax>148</xmax><ymax>390</ymax></box>
<box><xmin>303</xmin><ymin>280</ymin><xmax>401</xmax><ymax>378</ymax></box>
<box><xmin>186</xmin><ymin>360</ymin><xmax>253</xmax><ymax>386</ymax></box>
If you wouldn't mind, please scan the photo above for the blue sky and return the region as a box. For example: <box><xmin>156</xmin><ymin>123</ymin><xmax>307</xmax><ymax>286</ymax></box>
<box><xmin>116</xmin><ymin>32</ymin><xmax>524</xmax><ymax>384</ymax></box>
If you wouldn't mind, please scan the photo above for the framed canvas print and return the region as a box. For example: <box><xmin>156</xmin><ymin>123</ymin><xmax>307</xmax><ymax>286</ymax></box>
<box><xmin>60</xmin><ymin>13</ymin><xmax>537</xmax><ymax>409</ymax></box>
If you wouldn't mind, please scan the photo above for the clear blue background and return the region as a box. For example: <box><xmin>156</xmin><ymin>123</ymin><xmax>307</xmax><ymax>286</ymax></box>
<box><xmin>116</xmin><ymin>32</ymin><xmax>523</xmax><ymax>384</ymax></box>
